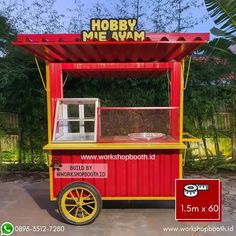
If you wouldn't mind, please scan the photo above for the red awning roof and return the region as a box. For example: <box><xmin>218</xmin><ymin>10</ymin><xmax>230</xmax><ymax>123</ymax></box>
<box><xmin>13</xmin><ymin>33</ymin><xmax>209</xmax><ymax>63</ymax></box>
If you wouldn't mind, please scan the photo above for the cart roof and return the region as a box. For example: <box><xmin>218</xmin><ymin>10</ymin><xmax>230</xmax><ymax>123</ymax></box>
<box><xmin>13</xmin><ymin>33</ymin><xmax>209</xmax><ymax>63</ymax></box>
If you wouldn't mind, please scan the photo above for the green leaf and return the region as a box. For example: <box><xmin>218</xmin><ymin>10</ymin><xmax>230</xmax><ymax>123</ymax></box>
<box><xmin>204</xmin><ymin>0</ymin><xmax>236</xmax><ymax>40</ymax></box>
<box><xmin>199</xmin><ymin>37</ymin><xmax>236</xmax><ymax>58</ymax></box>
<box><xmin>210</xmin><ymin>27</ymin><xmax>236</xmax><ymax>41</ymax></box>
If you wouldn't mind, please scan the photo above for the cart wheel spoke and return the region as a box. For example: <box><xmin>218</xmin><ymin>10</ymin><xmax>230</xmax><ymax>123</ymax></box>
<box><xmin>80</xmin><ymin>188</ymin><xmax>84</xmax><ymax>199</ymax></box>
<box><xmin>82</xmin><ymin>207</ymin><xmax>91</xmax><ymax>215</ymax></box>
<box><xmin>81</xmin><ymin>210</ymin><xmax>85</xmax><ymax>218</ymax></box>
<box><xmin>69</xmin><ymin>192</ymin><xmax>78</xmax><ymax>203</ymax></box>
<box><xmin>82</xmin><ymin>201</ymin><xmax>95</xmax><ymax>206</ymax></box>
<box><xmin>68</xmin><ymin>206</ymin><xmax>76</xmax><ymax>213</ymax></box>
<box><xmin>75</xmin><ymin>188</ymin><xmax>80</xmax><ymax>199</ymax></box>
<box><xmin>65</xmin><ymin>203</ymin><xmax>77</xmax><ymax>207</ymax></box>
<box><xmin>83</xmin><ymin>193</ymin><xmax>92</xmax><ymax>200</ymax></box>
<box><xmin>74</xmin><ymin>207</ymin><xmax>79</xmax><ymax>217</ymax></box>
<box><xmin>85</xmin><ymin>204</ymin><xmax>95</xmax><ymax>210</ymax></box>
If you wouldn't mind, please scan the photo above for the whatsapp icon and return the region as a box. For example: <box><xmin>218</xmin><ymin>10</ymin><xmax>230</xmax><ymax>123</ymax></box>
<box><xmin>1</xmin><ymin>222</ymin><xmax>14</xmax><ymax>236</ymax></box>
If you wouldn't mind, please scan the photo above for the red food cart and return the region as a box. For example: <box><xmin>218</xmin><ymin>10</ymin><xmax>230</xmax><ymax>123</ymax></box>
<box><xmin>13</xmin><ymin>30</ymin><xmax>209</xmax><ymax>225</ymax></box>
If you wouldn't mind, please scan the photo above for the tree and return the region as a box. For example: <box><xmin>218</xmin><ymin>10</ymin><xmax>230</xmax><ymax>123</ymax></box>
<box><xmin>184</xmin><ymin>57</ymin><xmax>235</xmax><ymax>158</ymax></box>
<box><xmin>0</xmin><ymin>14</ymin><xmax>47</xmax><ymax>164</ymax></box>
<box><xmin>0</xmin><ymin>0</ymin><xmax>65</xmax><ymax>33</ymax></box>
<box><xmin>67</xmin><ymin>0</ymin><xmax>86</xmax><ymax>33</ymax></box>
<box><xmin>115</xmin><ymin>0</ymin><xmax>131</xmax><ymax>18</ymax></box>
<box><xmin>203</xmin><ymin>0</ymin><xmax>236</xmax><ymax>56</ymax></box>
<box><xmin>204</xmin><ymin>0</ymin><xmax>236</xmax><ymax>158</ymax></box>
<box><xmin>166</xmin><ymin>0</ymin><xmax>205</xmax><ymax>32</ymax></box>
<box><xmin>89</xmin><ymin>1</ymin><xmax>112</xmax><ymax>19</ymax></box>
<box><xmin>149</xmin><ymin>0</ymin><xmax>170</xmax><ymax>32</ymax></box>
<box><xmin>131</xmin><ymin>0</ymin><xmax>146</xmax><ymax>30</ymax></box>
<box><xmin>204</xmin><ymin>0</ymin><xmax>236</xmax><ymax>41</ymax></box>
<box><xmin>0</xmin><ymin>15</ymin><xmax>16</xmax><ymax>56</ymax></box>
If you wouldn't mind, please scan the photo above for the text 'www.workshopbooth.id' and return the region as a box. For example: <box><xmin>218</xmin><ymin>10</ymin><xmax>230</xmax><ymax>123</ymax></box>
<box><xmin>80</xmin><ymin>154</ymin><xmax>157</xmax><ymax>161</ymax></box>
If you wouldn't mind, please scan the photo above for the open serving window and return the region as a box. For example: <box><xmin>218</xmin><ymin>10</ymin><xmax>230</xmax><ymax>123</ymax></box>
<box><xmin>52</xmin><ymin>98</ymin><xmax>100</xmax><ymax>142</ymax></box>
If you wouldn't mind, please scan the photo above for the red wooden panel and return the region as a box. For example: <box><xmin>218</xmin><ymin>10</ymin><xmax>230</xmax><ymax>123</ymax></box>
<box><xmin>116</xmin><ymin>158</ymin><xmax>127</xmax><ymax>196</ymax></box>
<box><xmin>61</xmin><ymin>62</ymin><xmax>172</xmax><ymax>70</ymax></box>
<box><xmin>66</xmin><ymin>70</ymin><xmax>166</xmax><ymax>79</ymax></box>
<box><xmin>105</xmin><ymin>158</ymin><xmax>116</xmax><ymax>196</ymax></box>
<box><xmin>61</xmin><ymin>62</ymin><xmax>171</xmax><ymax>79</ymax></box>
<box><xmin>61</xmin><ymin>155</ymin><xmax>72</xmax><ymax>191</ymax></box>
<box><xmin>51</xmin><ymin>150</ymin><xmax>180</xmax><ymax>198</ymax></box>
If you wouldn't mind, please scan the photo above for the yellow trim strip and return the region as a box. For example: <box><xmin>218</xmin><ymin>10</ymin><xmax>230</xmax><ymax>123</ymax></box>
<box><xmin>35</xmin><ymin>56</ymin><xmax>47</xmax><ymax>91</ymax></box>
<box><xmin>179</xmin><ymin>153</ymin><xmax>183</xmax><ymax>177</ymax></box>
<box><xmin>184</xmin><ymin>56</ymin><xmax>192</xmax><ymax>90</ymax></box>
<box><xmin>179</xmin><ymin>61</ymin><xmax>184</xmax><ymax>179</ymax></box>
<box><xmin>183</xmin><ymin>132</ymin><xmax>200</xmax><ymax>142</ymax></box>
<box><xmin>46</xmin><ymin>64</ymin><xmax>52</xmax><ymax>143</ymax></box>
<box><xmin>50</xmin><ymin>197</ymin><xmax>175</xmax><ymax>201</ymax></box>
<box><xmin>46</xmin><ymin>64</ymin><xmax>54</xmax><ymax>201</ymax></box>
<box><xmin>182</xmin><ymin>148</ymin><xmax>187</xmax><ymax>167</ymax></box>
<box><xmin>43</xmin><ymin>142</ymin><xmax>186</xmax><ymax>150</ymax></box>
<box><xmin>50</xmin><ymin>196</ymin><xmax>57</xmax><ymax>201</ymax></box>
<box><xmin>182</xmin><ymin>138</ymin><xmax>200</xmax><ymax>142</ymax></box>
<box><xmin>48</xmin><ymin>153</ymin><xmax>55</xmax><ymax>201</ymax></box>
<box><xmin>102</xmin><ymin>197</ymin><xmax>175</xmax><ymax>200</ymax></box>
<box><xmin>180</xmin><ymin>62</ymin><xmax>184</xmax><ymax>144</ymax></box>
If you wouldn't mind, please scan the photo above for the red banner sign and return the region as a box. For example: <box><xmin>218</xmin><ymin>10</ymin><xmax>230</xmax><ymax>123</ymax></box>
<box><xmin>175</xmin><ymin>179</ymin><xmax>222</xmax><ymax>222</ymax></box>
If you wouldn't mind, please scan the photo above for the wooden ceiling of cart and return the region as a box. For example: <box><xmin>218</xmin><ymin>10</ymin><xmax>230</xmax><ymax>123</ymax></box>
<box><xmin>13</xmin><ymin>33</ymin><xmax>209</xmax><ymax>78</ymax></box>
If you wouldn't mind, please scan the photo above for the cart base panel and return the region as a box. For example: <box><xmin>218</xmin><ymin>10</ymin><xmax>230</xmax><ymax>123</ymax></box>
<box><xmin>50</xmin><ymin>149</ymin><xmax>182</xmax><ymax>200</ymax></box>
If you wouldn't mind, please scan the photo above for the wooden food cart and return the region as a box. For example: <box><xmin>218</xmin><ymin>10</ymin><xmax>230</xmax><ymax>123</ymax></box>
<box><xmin>13</xmin><ymin>24</ymin><xmax>209</xmax><ymax>225</ymax></box>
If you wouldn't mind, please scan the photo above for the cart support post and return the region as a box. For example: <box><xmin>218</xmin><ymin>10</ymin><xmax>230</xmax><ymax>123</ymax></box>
<box><xmin>170</xmin><ymin>62</ymin><xmax>181</xmax><ymax>140</ymax></box>
<box><xmin>46</xmin><ymin>63</ymin><xmax>63</xmax><ymax>201</ymax></box>
<box><xmin>179</xmin><ymin>61</ymin><xmax>185</xmax><ymax>178</ymax></box>
<box><xmin>48</xmin><ymin>63</ymin><xmax>63</xmax><ymax>138</ymax></box>
<box><xmin>169</xmin><ymin>62</ymin><xmax>183</xmax><ymax>179</ymax></box>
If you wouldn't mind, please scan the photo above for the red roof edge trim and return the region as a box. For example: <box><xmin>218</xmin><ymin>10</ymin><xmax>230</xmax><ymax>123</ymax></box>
<box><xmin>15</xmin><ymin>33</ymin><xmax>209</xmax><ymax>43</ymax></box>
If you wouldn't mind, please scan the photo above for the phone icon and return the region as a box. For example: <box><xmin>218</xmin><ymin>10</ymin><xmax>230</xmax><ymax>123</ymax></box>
<box><xmin>1</xmin><ymin>222</ymin><xmax>14</xmax><ymax>236</ymax></box>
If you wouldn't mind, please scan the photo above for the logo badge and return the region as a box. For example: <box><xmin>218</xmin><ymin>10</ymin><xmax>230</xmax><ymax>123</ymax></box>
<box><xmin>175</xmin><ymin>179</ymin><xmax>222</xmax><ymax>221</ymax></box>
<box><xmin>1</xmin><ymin>222</ymin><xmax>14</xmax><ymax>236</ymax></box>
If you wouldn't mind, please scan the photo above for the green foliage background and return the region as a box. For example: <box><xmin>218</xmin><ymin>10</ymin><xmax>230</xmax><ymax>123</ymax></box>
<box><xmin>0</xmin><ymin>0</ymin><xmax>235</xmax><ymax>173</ymax></box>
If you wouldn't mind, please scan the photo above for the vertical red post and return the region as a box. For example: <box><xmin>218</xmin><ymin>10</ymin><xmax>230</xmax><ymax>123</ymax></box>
<box><xmin>170</xmin><ymin>62</ymin><xmax>181</xmax><ymax>141</ymax></box>
<box><xmin>49</xmin><ymin>63</ymin><xmax>63</xmax><ymax>138</ymax></box>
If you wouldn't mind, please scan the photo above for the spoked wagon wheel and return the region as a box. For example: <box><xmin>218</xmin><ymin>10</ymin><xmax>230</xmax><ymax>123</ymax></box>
<box><xmin>58</xmin><ymin>182</ymin><xmax>102</xmax><ymax>225</ymax></box>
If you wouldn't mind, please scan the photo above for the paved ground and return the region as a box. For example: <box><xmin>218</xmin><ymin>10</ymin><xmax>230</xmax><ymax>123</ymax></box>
<box><xmin>0</xmin><ymin>173</ymin><xmax>235</xmax><ymax>236</ymax></box>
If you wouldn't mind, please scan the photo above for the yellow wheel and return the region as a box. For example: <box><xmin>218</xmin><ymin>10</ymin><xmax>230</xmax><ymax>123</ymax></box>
<box><xmin>58</xmin><ymin>182</ymin><xmax>102</xmax><ymax>225</ymax></box>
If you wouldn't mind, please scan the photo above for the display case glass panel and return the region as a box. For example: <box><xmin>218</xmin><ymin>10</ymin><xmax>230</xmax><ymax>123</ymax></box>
<box><xmin>97</xmin><ymin>107</ymin><xmax>179</xmax><ymax>143</ymax></box>
<box><xmin>52</xmin><ymin>98</ymin><xmax>100</xmax><ymax>142</ymax></box>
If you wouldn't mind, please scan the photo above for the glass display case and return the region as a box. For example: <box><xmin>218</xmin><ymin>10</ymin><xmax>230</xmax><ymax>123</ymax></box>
<box><xmin>53</xmin><ymin>99</ymin><xmax>179</xmax><ymax>143</ymax></box>
<box><xmin>97</xmin><ymin>107</ymin><xmax>180</xmax><ymax>143</ymax></box>
<box><xmin>52</xmin><ymin>98</ymin><xmax>100</xmax><ymax>142</ymax></box>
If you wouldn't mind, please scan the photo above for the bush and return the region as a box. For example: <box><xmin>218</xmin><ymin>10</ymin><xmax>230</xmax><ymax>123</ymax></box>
<box><xmin>0</xmin><ymin>163</ymin><xmax>48</xmax><ymax>172</ymax></box>
<box><xmin>184</xmin><ymin>149</ymin><xmax>236</xmax><ymax>174</ymax></box>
